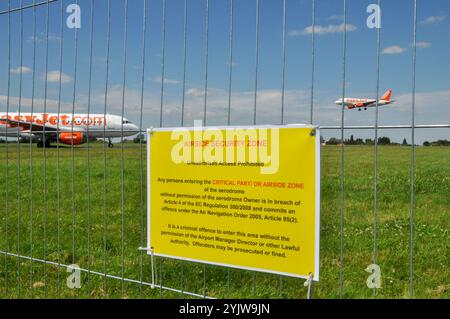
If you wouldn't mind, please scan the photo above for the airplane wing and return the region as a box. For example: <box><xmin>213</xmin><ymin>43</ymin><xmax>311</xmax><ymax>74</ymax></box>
<box><xmin>4</xmin><ymin>118</ymin><xmax>84</xmax><ymax>134</ymax></box>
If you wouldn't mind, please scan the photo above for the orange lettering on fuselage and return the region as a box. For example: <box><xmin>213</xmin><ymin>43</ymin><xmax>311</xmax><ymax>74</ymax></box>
<box><xmin>0</xmin><ymin>114</ymin><xmax>107</xmax><ymax>127</ymax></box>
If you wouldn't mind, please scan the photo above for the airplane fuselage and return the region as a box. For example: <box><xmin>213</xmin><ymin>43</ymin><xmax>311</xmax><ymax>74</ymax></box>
<box><xmin>335</xmin><ymin>89</ymin><xmax>394</xmax><ymax>110</ymax></box>
<box><xmin>0</xmin><ymin>113</ymin><xmax>139</xmax><ymax>138</ymax></box>
<box><xmin>335</xmin><ymin>98</ymin><xmax>391</xmax><ymax>107</ymax></box>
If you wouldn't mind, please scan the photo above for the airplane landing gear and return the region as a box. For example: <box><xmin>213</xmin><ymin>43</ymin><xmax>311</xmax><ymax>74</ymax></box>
<box><xmin>108</xmin><ymin>138</ymin><xmax>114</xmax><ymax>148</ymax></box>
<box><xmin>37</xmin><ymin>138</ymin><xmax>51</xmax><ymax>148</ymax></box>
<box><xmin>358</xmin><ymin>108</ymin><xmax>362</xmax><ymax>111</ymax></box>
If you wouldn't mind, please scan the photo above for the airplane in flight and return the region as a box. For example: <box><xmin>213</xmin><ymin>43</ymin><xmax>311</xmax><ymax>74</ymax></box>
<box><xmin>0</xmin><ymin>113</ymin><xmax>139</xmax><ymax>148</ymax></box>
<box><xmin>335</xmin><ymin>89</ymin><xmax>394</xmax><ymax>111</ymax></box>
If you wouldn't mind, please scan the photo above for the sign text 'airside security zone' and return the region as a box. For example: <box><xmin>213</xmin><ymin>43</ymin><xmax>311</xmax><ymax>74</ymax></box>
<box><xmin>147</xmin><ymin>123</ymin><xmax>320</xmax><ymax>280</ymax></box>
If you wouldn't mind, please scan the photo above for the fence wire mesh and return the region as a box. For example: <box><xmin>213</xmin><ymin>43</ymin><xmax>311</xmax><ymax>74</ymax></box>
<box><xmin>1</xmin><ymin>0</ymin><xmax>449</xmax><ymax>299</ymax></box>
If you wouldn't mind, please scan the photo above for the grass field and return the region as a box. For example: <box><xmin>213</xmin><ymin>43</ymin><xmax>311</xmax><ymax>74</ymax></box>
<box><xmin>0</xmin><ymin>143</ymin><xmax>449</xmax><ymax>299</ymax></box>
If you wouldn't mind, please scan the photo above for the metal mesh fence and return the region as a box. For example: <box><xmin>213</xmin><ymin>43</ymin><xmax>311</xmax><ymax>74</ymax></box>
<box><xmin>1</xmin><ymin>0</ymin><xmax>449</xmax><ymax>299</ymax></box>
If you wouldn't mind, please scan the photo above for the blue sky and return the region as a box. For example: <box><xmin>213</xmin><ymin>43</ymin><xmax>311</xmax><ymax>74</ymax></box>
<box><xmin>1</xmin><ymin>0</ymin><xmax>449</xmax><ymax>143</ymax></box>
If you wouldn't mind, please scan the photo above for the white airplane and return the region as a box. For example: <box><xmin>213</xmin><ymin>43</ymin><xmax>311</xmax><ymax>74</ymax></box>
<box><xmin>335</xmin><ymin>89</ymin><xmax>394</xmax><ymax>111</ymax></box>
<box><xmin>0</xmin><ymin>112</ymin><xmax>139</xmax><ymax>148</ymax></box>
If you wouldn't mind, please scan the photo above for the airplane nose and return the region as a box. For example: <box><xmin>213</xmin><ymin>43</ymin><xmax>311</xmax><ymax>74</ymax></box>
<box><xmin>123</xmin><ymin>123</ymin><xmax>139</xmax><ymax>132</ymax></box>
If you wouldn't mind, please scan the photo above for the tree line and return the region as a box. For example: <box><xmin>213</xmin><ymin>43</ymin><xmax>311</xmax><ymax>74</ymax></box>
<box><xmin>322</xmin><ymin>135</ymin><xmax>450</xmax><ymax>146</ymax></box>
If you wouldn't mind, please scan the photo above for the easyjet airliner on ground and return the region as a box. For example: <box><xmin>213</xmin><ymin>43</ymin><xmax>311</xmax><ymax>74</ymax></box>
<box><xmin>0</xmin><ymin>113</ymin><xmax>139</xmax><ymax>148</ymax></box>
<box><xmin>335</xmin><ymin>89</ymin><xmax>394</xmax><ymax>111</ymax></box>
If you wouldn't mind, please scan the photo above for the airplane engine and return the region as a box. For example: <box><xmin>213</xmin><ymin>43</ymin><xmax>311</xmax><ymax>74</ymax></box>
<box><xmin>58</xmin><ymin>132</ymin><xmax>85</xmax><ymax>145</ymax></box>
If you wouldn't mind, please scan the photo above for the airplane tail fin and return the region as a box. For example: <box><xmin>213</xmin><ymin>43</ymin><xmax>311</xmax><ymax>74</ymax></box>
<box><xmin>381</xmin><ymin>89</ymin><xmax>392</xmax><ymax>101</ymax></box>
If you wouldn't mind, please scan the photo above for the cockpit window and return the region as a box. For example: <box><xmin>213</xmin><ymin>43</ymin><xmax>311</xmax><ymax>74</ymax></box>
<box><xmin>123</xmin><ymin>119</ymin><xmax>131</xmax><ymax>124</ymax></box>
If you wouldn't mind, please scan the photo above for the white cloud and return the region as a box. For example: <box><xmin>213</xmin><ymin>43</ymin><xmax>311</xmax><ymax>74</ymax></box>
<box><xmin>0</xmin><ymin>95</ymin><xmax>76</xmax><ymax>112</ymax></box>
<box><xmin>2</xmin><ymin>86</ymin><xmax>449</xmax><ymax>144</ymax></box>
<box><xmin>288</xmin><ymin>23</ymin><xmax>357</xmax><ymax>36</ymax></box>
<box><xmin>421</xmin><ymin>15</ymin><xmax>446</xmax><ymax>25</ymax></box>
<box><xmin>152</xmin><ymin>76</ymin><xmax>180</xmax><ymax>85</ymax></box>
<box><xmin>382</xmin><ymin>45</ymin><xmax>407</xmax><ymax>55</ymax></box>
<box><xmin>96</xmin><ymin>56</ymin><xmax>109</xmax><ymax>63</ymax></box>
<box><xmin>45</xmin><ymin>71</ymin><xmax>73</xmax><ymax>83</ymax></box>
<box><xmin>79</xmin><ymin>86</ymin><xmax>313</xmax><ymax>127</ymax></box>
<box><xmin>28</xmin><ymin>32</ymin><xmax>61</xmax><ymax>43</ymax></box>
<box><xmin>393</xmin><ymin>90</ymin><xmax>450</xmax><ymax>117</ymax></box>
<box><xmin>415</xmin><ymin>41</ymin><xmax>432</xmax><ymax>49</ymax></box>
<box><xmin>170</xmin><ymin>87</ymin><xmax>315</xmax><ymax>126</ymax></box>
<box><xmin>185</xmin><ymin>88</ymin><xmax>205</xmax><ymax>97</ymax></box>
<box><xmin>10</xmin><ymin>66</ymin><xmax>32</xmax><ymax>74</ymax></box>
<box><xmin>328</xmin><ymin>15</ymin><xmax>344</xmax><ymax>21</ymax></box>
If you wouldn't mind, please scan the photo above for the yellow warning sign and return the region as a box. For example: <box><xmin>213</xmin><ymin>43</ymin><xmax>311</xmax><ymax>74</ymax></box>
<box><xmin>147</xmin><ymin>124</ymin><xmax>320</xmax><ymax>280</ymax></box>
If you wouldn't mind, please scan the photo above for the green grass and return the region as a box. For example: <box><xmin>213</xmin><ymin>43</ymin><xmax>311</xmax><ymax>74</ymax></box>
<box><xmin>0</xmin><ymin>143</ymin><xmax>449</xmax><ymax>299</ymax></box>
